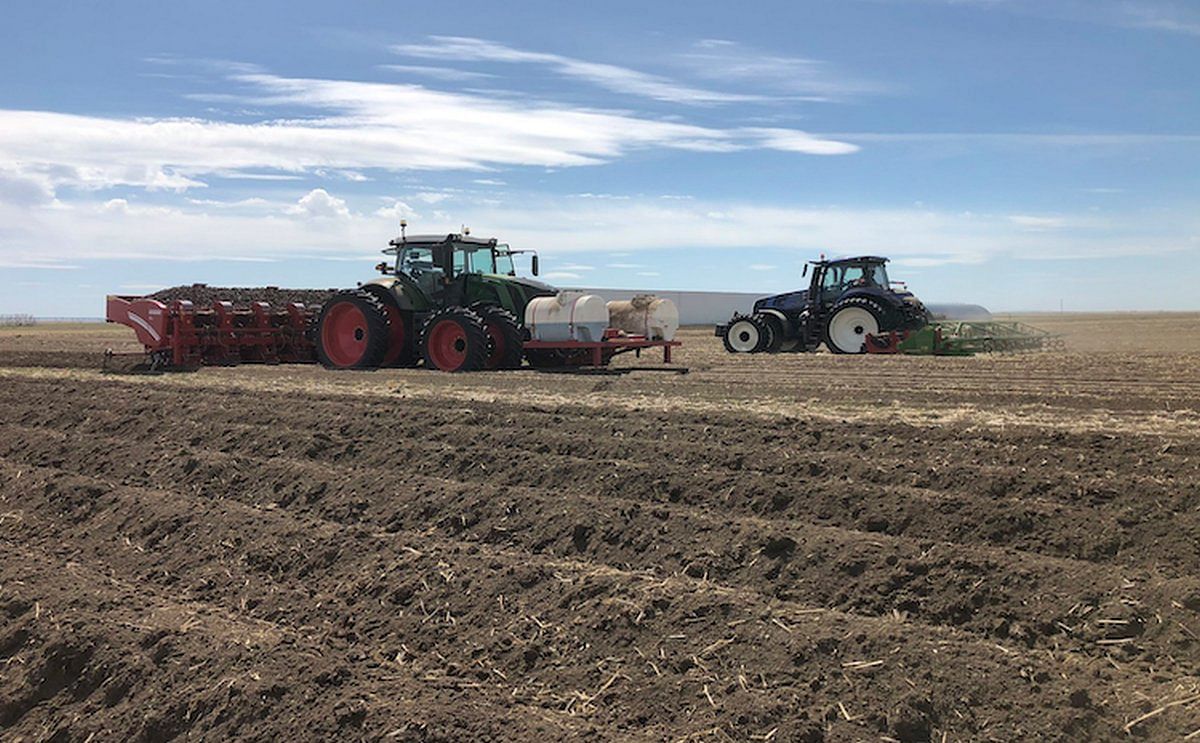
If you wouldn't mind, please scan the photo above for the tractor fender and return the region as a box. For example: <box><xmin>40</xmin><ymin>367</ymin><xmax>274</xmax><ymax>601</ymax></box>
<box><xmin>361</xmin><ymin>277</ymin><xmax>422</xmax><ymax>311</ymax></box>
<box><xmin>837</xmin><ymin>288</ymin><xmax>906</xmax><ymax>326</ymax></box>
<box><xmin>754</xmin><ymin>308</ymin><xmax>793</xmax><ymax>340</ymax></box>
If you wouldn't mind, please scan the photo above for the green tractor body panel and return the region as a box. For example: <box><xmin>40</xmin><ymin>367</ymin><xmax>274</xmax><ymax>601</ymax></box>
<box><xmin>462</xmin><ymin>274</ymin><xmax>556</xmax><ymax>317</ymax></box>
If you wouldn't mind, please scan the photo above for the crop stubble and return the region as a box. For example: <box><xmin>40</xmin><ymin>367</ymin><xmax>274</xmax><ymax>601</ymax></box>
<box><xmin>1</xmin><ymin>318</ymin><xmax>1199</xmax><ymax>740</ymax></box>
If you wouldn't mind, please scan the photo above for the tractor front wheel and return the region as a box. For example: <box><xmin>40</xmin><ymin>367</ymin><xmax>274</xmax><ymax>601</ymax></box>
<box><xmin>420</xmin><ymin>307</ymin><xmax>489</xmax><ymax>372</ymax></box>
<box><xmin>723</xmin><ymin>315</ymin><xmax>770</xmax><ymax>353</ymax></box>
<box><xmin>315</xmin><ymin>290</ymin><xmax>391</xmax><ymax>369</ymax></box>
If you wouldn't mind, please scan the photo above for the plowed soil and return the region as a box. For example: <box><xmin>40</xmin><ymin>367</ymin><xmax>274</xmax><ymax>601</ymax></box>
<box><xmin>2</xmin><ymin>314</ymin><xmax>1200</xmax><ymax>741</ymax></box>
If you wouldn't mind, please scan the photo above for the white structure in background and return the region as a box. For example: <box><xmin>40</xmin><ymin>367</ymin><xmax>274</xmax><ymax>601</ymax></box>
<box><xmin>573</xmin><ymin>287</ymin><xmax>993</xmax><ymax>326</ymax></box>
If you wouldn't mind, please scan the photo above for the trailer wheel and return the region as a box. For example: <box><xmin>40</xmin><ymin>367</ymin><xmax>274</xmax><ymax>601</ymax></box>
<box><xmin>473</xmin><ymin>305</ymin><xmax>525</xmax><ymax>370</ymax></box>
<box><xmin>315</xmin><ymin>290</ymin><xmax>391</xmax><ymax>369</ymax></box>
<box><xmin>824</xmin><ymin>297</ymin><xmax>885</xmax><ymax>354</ymax></box>
<box><xmin>420</xmin><ymin>307</ymin><xmax>488</xmax><ymax>372</ymax></box>
<box><xmin>723</xmin><ymin>315</ymin><xmax>769</xmax><ymax>353</ymax></box>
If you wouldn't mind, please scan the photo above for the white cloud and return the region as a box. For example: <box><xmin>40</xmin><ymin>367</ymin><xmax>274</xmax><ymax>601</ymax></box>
<box><xmin>0</xmin><ymin>73</ymin><xmax>857</xmax><ymax>194</ymax></box>
<box><xmin>185</xmin><ymin>196</ymin><xmax>272</xmax><ymax>208</ymax></box>
<box><xmin>827</xmin><ymin>132</ymin><xmax>1200</xmax><ymax>146</ymax></box>
<box><xmin>542</xmin><ymin>271</ymin><xmax>582</xmax><ymax>280</ymax></box>
<box><xmin>1</xmin><ymin>190</ymin><xmax>1193</xmax><ymax>271</ymax></box>
<box><xmin>414</xmin><ymin>191</ymin><xmax>453</xmax><ymax>204</ymax></box>
<box><xmin>749</xmin><ymin>263</ymin><xmax>776</xmax><ymax>271</ymax></box>
<box><xmin>742</xmin><ymin>128</ymin><xmax>860</xmax><ymax>155</ymax></box>
<box><xmin>374</xmin><ymin>199</ymin><xmax>418</xmax><ymax>219</ymax></box>
<box><xmin>675</xmin><ymin>39</ymin><xmax>881</xmax><ymax>99</ymax></box>
<box><xmin>1007</xmin><ymin>214</ymin><xmax>1066</xmax><ymax>230</ymax></box>
<box><xmin>0</xmin><ymin>170</ymin><xmax>56</xmax><ymax>206</ymax></box>
<box><xmin>287</xmin><ymin>188</ymin><xmax>350</xmax><ymax>218</ymax></box>
<box><xmin>391</xmin><ymin>36</ymin><xmax>763</xmax><ymax>104</ymax></box>
<box><xmin>378</xmin><ymin>64</ymin><xmax>497</xmax><ymax>82</ymax></box>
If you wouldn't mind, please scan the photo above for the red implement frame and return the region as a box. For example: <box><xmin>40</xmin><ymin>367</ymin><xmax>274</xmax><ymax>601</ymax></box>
<box><xmin>106</xmin><ymin>295</ymin><xmax>317</xmax><ymax>369</ymax></box>
<box><xmin>524</xmin><ymin>332</ymin><xmax>680</xmax><ymax>367</ymax></box>
<box><xmin>108</xmin><ymin>295</ymin><xmax>680</xmax><ymax>370</ymax></box>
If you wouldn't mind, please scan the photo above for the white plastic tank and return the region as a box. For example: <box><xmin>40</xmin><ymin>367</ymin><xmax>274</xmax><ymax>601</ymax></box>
<box><xmin>525</xmin><ymin>291</ymin><xmax>609</xmax><ymax>342</ymax></box>
<box><xmin>606</xmin><ymin>295</ymin><xmax>679</xmax><ymax>341</ymax></box>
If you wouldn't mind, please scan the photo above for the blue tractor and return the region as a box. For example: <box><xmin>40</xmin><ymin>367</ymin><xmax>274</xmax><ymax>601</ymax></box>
<box><xmin>716</xmin><ymin>255</ymin><xmax>931</xmax><ymax>354</ymax></box>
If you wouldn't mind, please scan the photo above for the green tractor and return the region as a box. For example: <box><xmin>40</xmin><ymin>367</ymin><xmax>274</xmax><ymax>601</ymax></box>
<box><xmin>314</xmin><ymin>224</ymin><xmax>556</xmax><ymax>372</ymax></box>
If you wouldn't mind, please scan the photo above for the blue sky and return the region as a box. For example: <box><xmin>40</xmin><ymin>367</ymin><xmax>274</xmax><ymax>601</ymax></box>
<box><xmin>1</xmin><ymin>0</ymin><xmax>1198</xmax><ymax>315</ymax></box>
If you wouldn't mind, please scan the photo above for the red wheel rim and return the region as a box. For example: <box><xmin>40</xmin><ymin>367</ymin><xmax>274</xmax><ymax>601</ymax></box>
<box><xmin>320</xmin><ymin>302</ymin><xmax>368</xmax><ymax>367</ymax></box>
<box><xmin>382</xmin><ymin>304</ymin><xmax>407</xmax><ymax>365</ymax></box>
<box><xmin>427</xmin><ymin>319</ymin><xmax>469</xmax><ymax>371</ymax></box>
<box><xmin>484</xmin><ymin>320</ymin><xmax>505</xmax><ymax>368</ymax></box>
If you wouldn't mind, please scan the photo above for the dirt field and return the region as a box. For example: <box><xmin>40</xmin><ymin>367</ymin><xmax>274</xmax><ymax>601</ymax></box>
<box><xmin>2</xmin><ymin>314</ymin><xmax>1200</xmax><ymax>741</ymax></box>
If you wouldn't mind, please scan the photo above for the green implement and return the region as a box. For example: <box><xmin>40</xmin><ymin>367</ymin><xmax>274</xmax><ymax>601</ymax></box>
<box><xmin>867</xmin><ymin>320</ymin><xmax>1063</xmax><ymax>356</ymax></box>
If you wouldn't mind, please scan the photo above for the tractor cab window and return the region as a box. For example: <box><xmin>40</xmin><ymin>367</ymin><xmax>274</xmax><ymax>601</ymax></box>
<box><xmin>841</xmin><ymin>265</ymin><xmax>867</xmax><ymax>287</ymax></box>
<box><xmin>820</xmin><ymin>265</ymin><xmax>845</xmax><ymax>300</ymax></box>
<box><xmin>452</xmin><ymin>247</ymin><xmax>471</xmax><ymax>276</ymax></box>
<box><xmin>451</xmin><ymin>245</ymin><xmax>499</xmax><ymax>276</ymax></box>
<box><xmin>400</xmin><ymin>245</ymin><xmax>443</xmax><ymax>296</ymax></box>
<box><xmin>494</xmin><ymin>250</ymin><xmax>515</xmax><ymax>276</ymax></box>
<box><xmin>870</xmin><ymin>263</ymin><xmax>889</xmax><ymax>287</ymax></box>
<box><xmin>822</xmin><ymin>263</ymin><xmax>889</xmax><ymax>296</ymax></box>
<box><xmin>451</xmin><ymin>244</ymin><xmax>513</xmax><ymax>276</ymax></box>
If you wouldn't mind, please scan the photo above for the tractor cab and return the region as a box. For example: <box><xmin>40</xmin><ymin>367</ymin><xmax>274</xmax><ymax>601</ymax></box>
<box><xmin>374</xmin><ymin>231</ymin><xmax>554</xmax><ymax>318</ymax></box>
<box><xmin>810</xmin><ymin>257</ymin><xmax>891</xmax><ymax>305</ymax></box>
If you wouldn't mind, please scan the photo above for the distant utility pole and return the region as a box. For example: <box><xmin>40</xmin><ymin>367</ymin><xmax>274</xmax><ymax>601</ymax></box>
<box><xmin>1059</xmin><ymin>299</ymin><xmax>1064</xmax><ymax>314</ymax></box>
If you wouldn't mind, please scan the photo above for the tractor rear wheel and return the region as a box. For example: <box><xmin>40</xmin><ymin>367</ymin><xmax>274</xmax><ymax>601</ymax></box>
<box><xmin>723</xmin><ymin>315</ymin><xmax>770</xmax><ymax>353</ymax></box>
<box><xmin>315</xmin><ymin>290</ymin><xmax>391</xmax><ymax>369</ymax></box>
<box><xmin>420</xmin><ymin>307</ymin><xmax>489</xmax><ymax>372</ymax></box>
<box><xmin>474</xmin><ymin>305</ymin><xmax>525</xmax><ymax>370</ymax></box>
<box><xmin>380</xmin><ymin>302</ymin><xmax>417</xmax><ymax>367</ymax></box>
<box><xmin>824</xmin><ymin>297</ymin><xmax>885</xmax><ymax>354</ymax></box>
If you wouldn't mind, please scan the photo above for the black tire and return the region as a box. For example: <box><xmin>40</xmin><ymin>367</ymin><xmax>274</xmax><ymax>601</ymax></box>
<box><xmin>419</xmin><ymin>307</ymin><xmax>489</xmax><ymax>372</ymax></box>
<box><xmin>722</xmin><ymin>315</ymin><xmax>771</xmax><ymax>354</ymax></box>
<box><xmin>823</xmin><ymin>297</ymin><xmax>887</xmax><ymax>354</ymax></box>
<box><xmin>360</xmin><ymin>286</ymin><xmax>417</xmax><ymax>368</ymax></box>
<box><xmin>473</xmin><ymin>304</ymin><xmax>525</xmax><ymax>370</ymax></box>
<box><xmin>315</xmin><ymin>289</ymin><xmax>391</xmax><ymax>369</ymax></box>
<box><xmin>755</xmin><ymin>313</ymin><xmax>784</xmax><ymax>353</ymax></box>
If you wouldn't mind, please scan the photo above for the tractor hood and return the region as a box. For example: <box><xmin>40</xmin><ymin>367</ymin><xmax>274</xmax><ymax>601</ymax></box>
<box><xmin>754</xmin><ymin>289</ymin><xmax>809</xmax><ymax>313</ymax></box>
<box><xmin>485</xmin><ymin>274</ymin><xmax>557</xmax><ymax>296</ymax></box>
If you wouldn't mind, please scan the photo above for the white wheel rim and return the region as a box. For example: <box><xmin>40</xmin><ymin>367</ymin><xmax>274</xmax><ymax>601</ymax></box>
<box><xmin>727</xmin><ymin>319</ymin><xmax>760</xmax><ymax>352</ymax></box>
<box><xmin>828</xmin><ymin>307</ymin><xmax>878</xmax><ymax>353</ymax></box>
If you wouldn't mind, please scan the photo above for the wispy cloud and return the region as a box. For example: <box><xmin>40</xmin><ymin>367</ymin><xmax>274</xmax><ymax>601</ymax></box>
<box><xmin>0</xmin><ymin>68</ymin><xmax>858</xmax><ymax>194</ymax></box>
<box><xmin>824</xmin><ymin>132</ymin><xmax>1200</xmax><ymax>146</ymax></box>
<box><xmin>390</xmin><ymin>36</ymin><xmax>764</xmax><ymax>104</ymax></box>
<box><xmin>1007</xmin><ymin>214</ymin><xmax>1067</xmax><ymax>230</ymax></box>
<box><xmin>378</xmin><ymin>64</ymin><xmax>497</xmax><ymax>82</ymax></box>
<box><xmin>2</xmin><ymin>189</ymin><xmax>1192</xmax><ymax>269</ymax></box>
<box><xmin>673</xmin><ymin>39</ymin><xmax>883</xmax><ymax>100</ymax></box>
<box><xmin>885</xmin><ymin>0</ymin><xmax>1200</xmax><ymax>37</ymax></box>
